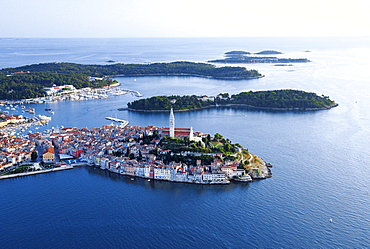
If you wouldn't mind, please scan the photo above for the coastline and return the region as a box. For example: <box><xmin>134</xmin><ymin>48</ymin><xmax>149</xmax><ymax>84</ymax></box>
<box><xmin>88</xmin><ymin>164</ymin><xmax>232</xmax><ymax>185</ymax></box>
<box><xmin>108</xmin><ymin>73</ymin><xmax>264</xmax><ymax>80</ymax></box>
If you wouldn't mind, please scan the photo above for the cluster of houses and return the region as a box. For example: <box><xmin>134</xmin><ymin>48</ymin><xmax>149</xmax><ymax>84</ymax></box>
<box><xmin>33</xmin><ymin>125</ymin><xmax>249</xmax><ymax>184</ymax></box>
<box><xmin>28</xmin><ymin>132</ymin><xmax>56</xmax><ymax>163</ymax></box>
<box><xmin>197</xmin><ymin>94</ymin><xmax>229</xmax><ymax>102</ymax></box>
<box><xmin>0</xmin><ymin>134</ymin><xmax>35</xmax><ymax>170</ymax></box>
<box><xmin>6</xmin><ymin>71</ymin><xmax>30</xmax><ymax>77</ymax></box>
<box><xmin>0</xmin><ymin>114</ymin><xmax>25</xmax><ymax>127</ymax></box>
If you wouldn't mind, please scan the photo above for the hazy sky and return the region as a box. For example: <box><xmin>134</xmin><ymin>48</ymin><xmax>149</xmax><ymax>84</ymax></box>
<box><xmin>1</xmin><ymin>0</ymin><xmax>369</xmax><ymax>37</ymax></box>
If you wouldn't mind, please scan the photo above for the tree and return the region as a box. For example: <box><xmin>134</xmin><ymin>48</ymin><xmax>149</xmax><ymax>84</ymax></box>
<box><xmin>184</xmin><ymin>137</ymin><xmax>192</xmax><ymax>147</ymax></box>
<box><xmin>31</xmin><ymin>151</ymin><xmax>38</xmax><ymax>162</ymax></box>
<box><xmin>214</xmin><ymin>133</ymin><xmax>223</xmax><ymax>141</ymax></box>
<box><xmin>223</xmin><ymin>143</ymin><xmax>232</xmax><ymax>152</ymax></box>
<box><xmin>137</xmin><ymin>150</ymin><xmax>143</xmax><ymax>161</ymax></box>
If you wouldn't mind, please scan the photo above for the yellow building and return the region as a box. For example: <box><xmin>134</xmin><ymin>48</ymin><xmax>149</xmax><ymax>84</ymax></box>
<box><xmin>42</xmin><ymin>151</ymin><xmax>55</xmax><ymax>162</ymax></box>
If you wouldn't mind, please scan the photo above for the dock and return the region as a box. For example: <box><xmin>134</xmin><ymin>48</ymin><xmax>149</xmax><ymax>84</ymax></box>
<box><xmin>105</xmin><ymin>117</ymin><xmax>129</xmax><ymax>128</ymax></box>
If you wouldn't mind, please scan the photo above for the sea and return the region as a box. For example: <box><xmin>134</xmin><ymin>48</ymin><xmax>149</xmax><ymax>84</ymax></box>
<box><xmin>0</xmin><ymin>37</ymin><xmax>370</xmax><ymax>248</ymax></box>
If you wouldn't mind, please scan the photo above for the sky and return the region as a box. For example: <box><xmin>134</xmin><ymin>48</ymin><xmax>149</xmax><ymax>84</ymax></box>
<box><xmin>1</xmin><ymin>0</ymin><xmax>370</xmax><ymax>38</ymax></box>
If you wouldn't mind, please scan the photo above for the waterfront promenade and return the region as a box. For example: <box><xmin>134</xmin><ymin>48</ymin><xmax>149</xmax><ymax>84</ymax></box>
<box><xmin>0</xmin><ymin>165</ymin><xmax>73</xmax><ymax>180</ymax></box>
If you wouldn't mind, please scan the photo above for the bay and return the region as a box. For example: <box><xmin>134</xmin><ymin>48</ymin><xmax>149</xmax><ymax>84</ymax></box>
<box><xmin>0</xmin><ymin>37</ymin><xmax>369</xmax><ymax>248</ymax></box>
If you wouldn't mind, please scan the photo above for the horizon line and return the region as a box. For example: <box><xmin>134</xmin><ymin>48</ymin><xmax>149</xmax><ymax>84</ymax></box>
<box><xmin>1</xmin><ymin>35</ymin><xmax>370</xmax><ymax>39</ymax></box>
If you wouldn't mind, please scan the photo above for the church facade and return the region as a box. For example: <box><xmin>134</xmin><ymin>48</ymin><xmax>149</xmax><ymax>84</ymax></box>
<box><xmin>160</xmin><ymin>108</ymin><xmax>195</xmax><ymax>140</ymax></box>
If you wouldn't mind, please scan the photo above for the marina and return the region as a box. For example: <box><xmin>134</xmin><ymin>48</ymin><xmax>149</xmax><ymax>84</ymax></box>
<box><xmin>0</xmin><ymin>87</ymin><xmax>143</xmax><ymax>105</ymax></box>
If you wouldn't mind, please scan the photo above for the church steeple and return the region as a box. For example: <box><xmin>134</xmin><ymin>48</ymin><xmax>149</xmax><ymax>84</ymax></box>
<box><xmin>169</xmin><ymin>108</ymin><xmax>175</xmax><ymax>138</ymax></box>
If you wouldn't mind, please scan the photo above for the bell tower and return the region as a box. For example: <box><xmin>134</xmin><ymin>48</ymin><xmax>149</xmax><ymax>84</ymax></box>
<box><xmin>169</xmin><ymin>108</ymin><xmax>175</xmax><ymax>138</ymax></box>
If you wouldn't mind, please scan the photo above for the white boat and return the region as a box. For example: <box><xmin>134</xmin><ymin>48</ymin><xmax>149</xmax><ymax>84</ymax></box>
<box><xmin>111</xmin><ymin>90</ymin><xmax>128</xmax><ymax>96</ymax></box>
<box><xmin>130</xmin><ymin>91</ymin><xmax>143</xmax><ymax>97</ymax></box>
<box><xmin>25</xmin><ymin>108</ymin><xmax>35</xmax><ymax>114</ymax></box>
<box><xmin>38</xmin><ymin>115</ymin><xmax>52</xmax><ymax>123</ymax></box>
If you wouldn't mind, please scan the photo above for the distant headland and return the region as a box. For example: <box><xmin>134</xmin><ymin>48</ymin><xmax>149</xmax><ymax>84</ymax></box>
<box><xmin>0</xmin><ymin>62</ymin><xmax>262</xmax><ymax>100</ymax></box>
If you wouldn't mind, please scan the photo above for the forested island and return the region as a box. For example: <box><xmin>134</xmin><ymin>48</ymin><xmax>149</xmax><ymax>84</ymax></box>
<box><xmin>225</xmin><ymin>50</ymin><xmax>283</xmax><ymax>55</ymax></box>
<box><xmin>127</xmin><ymin>90</ymin><xmax>338</xmax><ymax>111</ymax></box>
<box><xmin>255</xmin><ymin>50</ymin><xmax>283</xmax><ymax>55</ymax></box>
<box><xmin>209</xmin><ymin>50</ymin><xmax>310</xmax><ymax>64</ymax></box>
<box><xmin>0</xmin><ymin>62</ymin><xmax>262</xmax><ymax>100</ymax></box>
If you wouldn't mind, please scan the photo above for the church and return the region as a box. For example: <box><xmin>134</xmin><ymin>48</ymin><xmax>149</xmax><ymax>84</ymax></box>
<box><xmin>160</xmin><ymin>108</ymin><xmax>195</xmax><ymax>140</ymax></box>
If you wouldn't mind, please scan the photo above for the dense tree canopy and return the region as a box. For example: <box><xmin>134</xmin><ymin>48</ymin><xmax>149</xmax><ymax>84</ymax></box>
<box><xmin>127</xmin><ymin>90</ymin><xmax>337</xmax><ymax>111</ymax></box>
<box><xmin>156</xmin><ymin>134</ymin><xmax>239</xmax><ymax>166</ymax></box>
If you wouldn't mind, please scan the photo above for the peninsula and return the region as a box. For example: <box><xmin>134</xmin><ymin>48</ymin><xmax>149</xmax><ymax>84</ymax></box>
<box><xmin>0</xmin><ymin>62</ymin><xmax>262</xmax><ymax>100</ymax></box>
<box><xmin>127</xmin><ymin>90</ymin><xmax>338</xmax><ymax>112</ymax></box>
<box><xmin>1</xmin><ymin>124</ymin><xmax>271</xmax><ymax>184</ymax></box>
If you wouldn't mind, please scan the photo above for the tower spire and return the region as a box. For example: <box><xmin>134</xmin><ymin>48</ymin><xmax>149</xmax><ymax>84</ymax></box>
<box><xmin>169</xmin><ymin>108</ymin><xmax>175</xmax><ymax>138</ymax></box>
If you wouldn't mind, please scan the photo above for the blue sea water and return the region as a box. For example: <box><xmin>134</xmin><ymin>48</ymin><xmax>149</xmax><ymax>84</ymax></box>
<box><xmin>1</xmin><ymin>37</ymin><xmax>370</xmax><ymax>248</ymax></box>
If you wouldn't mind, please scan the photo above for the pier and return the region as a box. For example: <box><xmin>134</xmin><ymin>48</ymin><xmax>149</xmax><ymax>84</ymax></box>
<box><xmin>105</xmin><ymin>117</ymin><xmax>129</xmax><ymax>127</ymax></box>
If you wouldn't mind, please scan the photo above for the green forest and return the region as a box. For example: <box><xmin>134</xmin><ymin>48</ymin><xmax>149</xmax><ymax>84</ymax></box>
<box><xmin>0</xmin><ymin>62</ymin><xmax>261</xmax><ymax>100</ymax></box>
<box><xmin>152</xmin><ymin>134</ymin><xmax>240</xmax><ymax>166</ymax></box>
<box><xmin>127</xmin><ymin>90</ymin><xmax>337</xmax><ymax>111</ymax></box>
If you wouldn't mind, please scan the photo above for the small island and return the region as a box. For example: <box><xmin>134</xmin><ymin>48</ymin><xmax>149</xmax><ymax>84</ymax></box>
<box><xmin>0</xmin><ymin>62</ymin><xmax>262</xmax><ymax>100</ymax></box>
<box><xmin>208</xmin><ymin>50</ymin><xmax>310</xmax><ymax>64</ymax></box>
<box><xmin>127</xmin><ymin>90</ymin><xmax>338</xmax><ymax>112</ymax></box>
<box><xmin>224</xmin><ymin>50</ymin><xmax>282</xmax><ymax>55</ymax></box>
<box><xmin>255</xmin><ymin>50</ymin><xmax>283</xmax><ymax>55</ymax></box>
<box><xmin>225</xmin><ymin>51</ymin><xmax>251</xmax><ymax>55</ymax></box>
